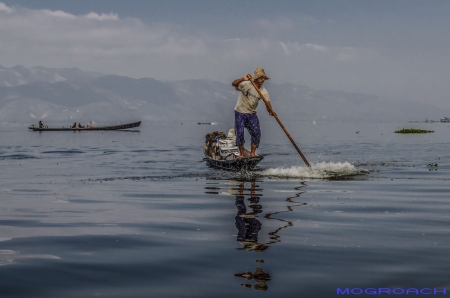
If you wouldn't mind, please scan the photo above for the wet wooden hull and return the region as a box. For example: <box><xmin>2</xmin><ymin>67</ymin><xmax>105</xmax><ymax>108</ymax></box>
<box><xmin>29</xmin><ymin>121</ymin><xmax>141</xmax><ymax>131</ymax></box>
<box><xmin>204</xmin><ymin>155</ymin><xmax>264</xmax><ymax>171</ymax></box>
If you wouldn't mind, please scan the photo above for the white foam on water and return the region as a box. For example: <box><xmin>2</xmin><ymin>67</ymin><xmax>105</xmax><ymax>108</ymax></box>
<box><xmin>261</xmin><ymin>161</ymin><xmax>367</xmax><ymax>179</ymax></box>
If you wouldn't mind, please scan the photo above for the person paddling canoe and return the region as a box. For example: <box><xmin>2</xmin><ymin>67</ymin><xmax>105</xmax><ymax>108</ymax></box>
<box><xmin>231</xmin><ymin>67</ymin><xmax>277</xmax><ymax>158</ymax></box>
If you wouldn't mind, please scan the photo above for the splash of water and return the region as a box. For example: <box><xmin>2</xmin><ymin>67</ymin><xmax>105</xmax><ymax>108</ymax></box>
<box><xmin>261</xmin><ymin>161</ymin><xmax>367</xmax><ymax>179</ymax></box>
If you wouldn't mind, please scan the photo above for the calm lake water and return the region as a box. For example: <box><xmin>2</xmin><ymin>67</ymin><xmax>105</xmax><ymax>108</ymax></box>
<box><xmin>0</xmin><ymin>121</ymin><xmax>449</xmax><ymax>297</ymax></box>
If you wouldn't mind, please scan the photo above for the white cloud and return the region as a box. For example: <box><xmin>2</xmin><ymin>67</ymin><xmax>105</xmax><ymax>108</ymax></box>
<box><xmin>278</xmin><ymin>41</ymin><xmax>375</xmax><ymax>64</ymax></box>
<box><xmin>84</xmin><ymin>12</ymin><xmax>119</xmax><ymax>21</ymax></box>
<box><xmin>303</xmin><ymin>43</ymin><xmax>328</xmax><ymax>52</ymax></box>
<box><xmin>0</xmin><ymin>3</ymin><xmax>387</xmax><ymax>90</ymax></box>
<box><xmin>0</xmin><ymin>2</ymin><xmax>13</xmax><ymax>13</ymax></box>
<box><xmin>0</xmin><ymin>2</ymin><xmax>373</xmax><ymax>71</ymax></box>
<box><xmin>1</xmin><ymin>2</ymin><xmax>449</xmax><ymax>108</ymax></box>
<box><xmin>40</xmin><ymin>9</ymin><xmax>76</xmax><ymax>19</ymax></box>
<box><xmin>0</xmin><ymin>3</ymin><xmax>209</xmax><ymax>61</ymax></box>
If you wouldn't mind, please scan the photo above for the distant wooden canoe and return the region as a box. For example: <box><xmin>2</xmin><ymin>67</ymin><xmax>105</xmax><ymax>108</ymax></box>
<box><xmin>28</xmin><ymin>121</ymin><xmax>141</xmax><ymax>131</ymax></box>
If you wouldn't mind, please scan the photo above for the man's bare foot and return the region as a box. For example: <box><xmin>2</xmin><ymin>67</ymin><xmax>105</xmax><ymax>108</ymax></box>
<box><xmin>237</xmin><ymin>155</ymin><xmax>245</xmax><ymax>159</ymax></box>
<box><xmin>249</xmin><ymin>144</ymin><xmax>258</xmax><ymax>158</ymax></box>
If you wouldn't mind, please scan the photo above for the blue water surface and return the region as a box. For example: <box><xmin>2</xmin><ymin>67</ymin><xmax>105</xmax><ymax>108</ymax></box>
<box><xmin>0</xmin><ymin>121</ymin><xmax>449</xmax><ymax>297</ymax></box>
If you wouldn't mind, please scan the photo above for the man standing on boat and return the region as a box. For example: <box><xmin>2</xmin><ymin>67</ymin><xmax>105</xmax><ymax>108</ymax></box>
<box><xmin>231</xmin><ymin>67</ymin><xmax>277</xmax><ymax>158</ymax></box>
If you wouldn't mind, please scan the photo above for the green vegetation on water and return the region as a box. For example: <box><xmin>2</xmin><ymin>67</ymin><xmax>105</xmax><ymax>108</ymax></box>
<box><xmin>394</xmin><ymin>128</ymin><xmax>434</xmax><ymax>134</ymax></box>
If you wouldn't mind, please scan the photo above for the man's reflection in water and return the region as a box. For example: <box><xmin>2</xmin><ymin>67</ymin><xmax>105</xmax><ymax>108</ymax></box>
<box><xmin>233</xmin><ymin>180</ymin><xmax>271</xmax><ymax>290</ymax></box>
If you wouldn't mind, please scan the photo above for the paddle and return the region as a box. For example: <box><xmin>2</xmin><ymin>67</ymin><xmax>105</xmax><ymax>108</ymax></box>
<box><xmin>250</xmin><ymin>80</ymin><xmax>311</xmax><ymax>168</ymax></box>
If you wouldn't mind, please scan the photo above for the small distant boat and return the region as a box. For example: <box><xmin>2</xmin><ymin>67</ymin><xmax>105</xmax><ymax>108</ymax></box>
<box><xmin>440</xmin><ymin>117</ymin><xmax>449</xmax><ymax>123</ymax></box>
<box><xmin>203</xmin><ymin>130</ymin><xmax>264</xmax><ymax>171</ymax></box>
<box><xmin>29</xmin><ymin>121</ymin><xmax>141</xmax><ymax>131</ymax></box>
<box><xmin>197</xmin><ymin>121</ymin><xmax>218</xmax><ymax>125</ymax></box>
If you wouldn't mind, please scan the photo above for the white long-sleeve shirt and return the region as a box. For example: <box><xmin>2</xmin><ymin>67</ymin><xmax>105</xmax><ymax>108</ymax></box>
<box><xmin>234</xmin><ymin>81</ymin><xmax>270</xmax><ymax>114</ymax></box>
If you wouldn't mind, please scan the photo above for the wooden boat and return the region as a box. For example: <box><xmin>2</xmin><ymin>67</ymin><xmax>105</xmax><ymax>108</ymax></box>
<box><xmin>28</xmin><ymin>121</ymin><xmax>141</xmax><ymax>131</ymax></box>
<box><xmin>204</xmin><ymin>154</ymin><xmax>264</xmax><ymax>171</ymax></box>
<box><xmin>203</xmin><ymin>130</ymin><xmax>264</xmax><ymax>171</ymax></box>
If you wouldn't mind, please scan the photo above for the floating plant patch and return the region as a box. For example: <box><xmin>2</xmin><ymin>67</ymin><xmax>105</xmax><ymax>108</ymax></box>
<box><xmin>394</xmin><ymin>128</ymin><xmax>434</xmax><ymax>134</ymax></box>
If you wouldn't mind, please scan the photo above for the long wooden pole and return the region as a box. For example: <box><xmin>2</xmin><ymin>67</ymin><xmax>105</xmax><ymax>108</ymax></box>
<box><xmin>250</xmin><ymin>80</ymin><xmax>311</xmax><ymax>167</ymax></box>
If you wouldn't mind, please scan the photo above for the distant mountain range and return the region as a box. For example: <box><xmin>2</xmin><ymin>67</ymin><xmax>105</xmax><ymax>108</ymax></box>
<box><xmin>0</xmin><ymin>65</ymin><xmax>448</xmax><ymax>124</ymax></box>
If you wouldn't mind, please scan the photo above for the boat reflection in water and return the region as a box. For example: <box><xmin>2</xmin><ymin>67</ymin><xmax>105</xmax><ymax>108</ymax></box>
<box><xmin>205</xmin><ymin>179</ymin><xmax>307</xmax><ymax>291</ymax></box>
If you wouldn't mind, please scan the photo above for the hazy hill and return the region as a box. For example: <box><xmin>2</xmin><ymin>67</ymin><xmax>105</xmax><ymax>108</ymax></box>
<box><xmin>0</xmin><ymin>65</ymin><xmax>448</xmax><ymax>124</ymax></box>
<box><xmin>0</xmin><ymin>65</ymin><xmax>102</xmax><ymax>87</ymax></box>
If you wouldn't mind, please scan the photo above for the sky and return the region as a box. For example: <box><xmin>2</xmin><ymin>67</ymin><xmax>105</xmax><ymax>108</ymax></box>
<box><xmin>1</xmin><ymin>0</ymin><xmax>450</xmax><ymax>108</ymax></box>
